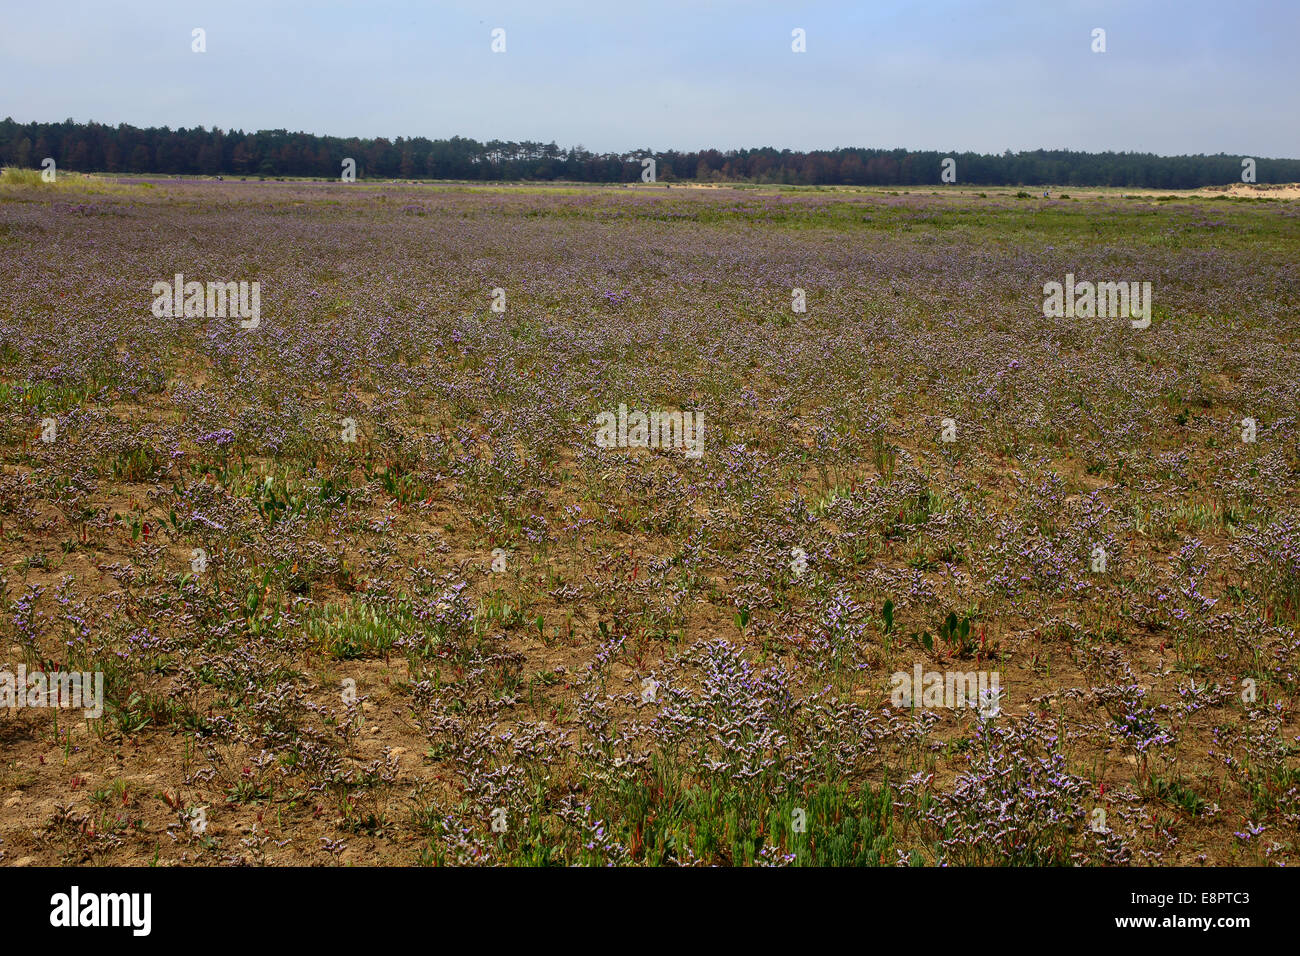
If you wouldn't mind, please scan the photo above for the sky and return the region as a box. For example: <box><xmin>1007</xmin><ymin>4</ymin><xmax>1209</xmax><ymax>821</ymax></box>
<box><xmin>2</xmin><ymin>0</ymin><xmax>1297</xmax><ymax>157</ymax></box>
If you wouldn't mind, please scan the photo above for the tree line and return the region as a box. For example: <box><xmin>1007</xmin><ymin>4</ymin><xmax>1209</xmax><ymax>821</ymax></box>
<box><xmin>3</xmin><ymin>117</ymin><xmax>1297</xmax><ymax>188</ymax></box>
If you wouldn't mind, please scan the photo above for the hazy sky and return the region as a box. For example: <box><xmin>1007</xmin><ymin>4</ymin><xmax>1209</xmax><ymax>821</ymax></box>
<box><xmin>2</xmin><ymin>0</ymin><xmax>1296</xmax><ymax>156</ymax></box>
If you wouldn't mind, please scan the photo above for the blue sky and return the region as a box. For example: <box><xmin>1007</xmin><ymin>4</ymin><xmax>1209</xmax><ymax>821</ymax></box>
<box><xmin>2</xmin><ymin>0</ymin><xmax>1296</xmax><ymax>156</ymax></box>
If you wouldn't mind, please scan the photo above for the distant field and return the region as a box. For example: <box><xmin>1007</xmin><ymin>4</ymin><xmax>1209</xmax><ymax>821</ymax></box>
<box><xmin>1</xmin><ymin>178</ymin><xmax>1297</xmax><ymax>866</ymax></box>
<box><xmin>20</xmin><ymin>168</ymin><xmax>1300</xmax><ymax>200</ymax></box>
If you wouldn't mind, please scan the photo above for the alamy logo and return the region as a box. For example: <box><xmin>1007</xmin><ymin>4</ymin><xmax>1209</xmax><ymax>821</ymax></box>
<box><xmin>595</xmin><ymin>404</ymin><xmax>704</xmax><ymax>458</ymax></box>
<box><xmin>890</xmin><ymin>664</ymin><xmax>1001</xmax><ymax>717</ymax></box>
<box><xmin>151</xmin><ymin>274</ymin><xmax>260</xmax><ymax>328</ymax></box>
<box><xmin>1043</xmin><ymin>274</ymin><xmax>1151</xmax><ymax>328</ymax></box>
<box><xmin>50</xmin><ymin>886</ymin><xmax>151</xmax><ymax>936</ymax></box>
<box><xmin>1</xmin><ymin>666</ymin><xmax>103</xmax><ymax>718</ymax></box>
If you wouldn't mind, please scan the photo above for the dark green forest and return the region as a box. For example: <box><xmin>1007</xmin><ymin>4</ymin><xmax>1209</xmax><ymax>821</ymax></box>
<box><xmin>3</xmin><ymin>117</ymin><xmax>1296</xmax><ymax>187</ymax></box>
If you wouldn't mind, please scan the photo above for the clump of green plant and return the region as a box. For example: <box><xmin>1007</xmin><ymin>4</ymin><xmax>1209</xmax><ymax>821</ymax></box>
<box><xmin>911</xmin><ymin>610</ymin><xmax>977</xmax><ymax>658</ymax></box>
<box><xmin>870</xmin><ymin>433</ymin><xmax>897</xmax><ymax>481</ymax></box>
<box><xmin>1</xmin><ymin>167</ymin><xmax>48</xmax><ymax>186</ymax></box>
<box><xmin>111</xmin><ymin>443</ymin><xmax>167</xmax><ymax>482</ymax></box>
<box><xmin>306</xmin><ymin>600</ymin><xmax>410</xmax><ymax>659</ymax></box>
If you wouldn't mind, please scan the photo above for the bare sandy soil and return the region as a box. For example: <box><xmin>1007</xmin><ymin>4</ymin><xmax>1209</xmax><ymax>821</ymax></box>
<box><xmin>1188</xmin><ymin>182</ymin><xmax>1300</xmax><ymax>200</ymax></box>
<box><xmin>625</xmin><ymin>182</ymin><xmax>1300</xmax><ymax>200</ymax></box>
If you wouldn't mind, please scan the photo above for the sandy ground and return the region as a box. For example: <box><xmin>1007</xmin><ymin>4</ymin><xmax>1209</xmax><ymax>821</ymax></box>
<box><xmin>1187</xmin><ymin>182</ymin><xmax>1300</xmax><ymax>199</ymax></box>
<box><xmin>622</xmin><ymin>182</ymin><xmax>1300</xmax><ymax>199</ymax></box>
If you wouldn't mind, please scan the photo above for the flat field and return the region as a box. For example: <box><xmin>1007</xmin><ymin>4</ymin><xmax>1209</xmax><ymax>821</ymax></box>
<box><xmin>0</xmin><ymin>177</ymin><xmax>1297</xmax><ymax>865</ymax></box>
